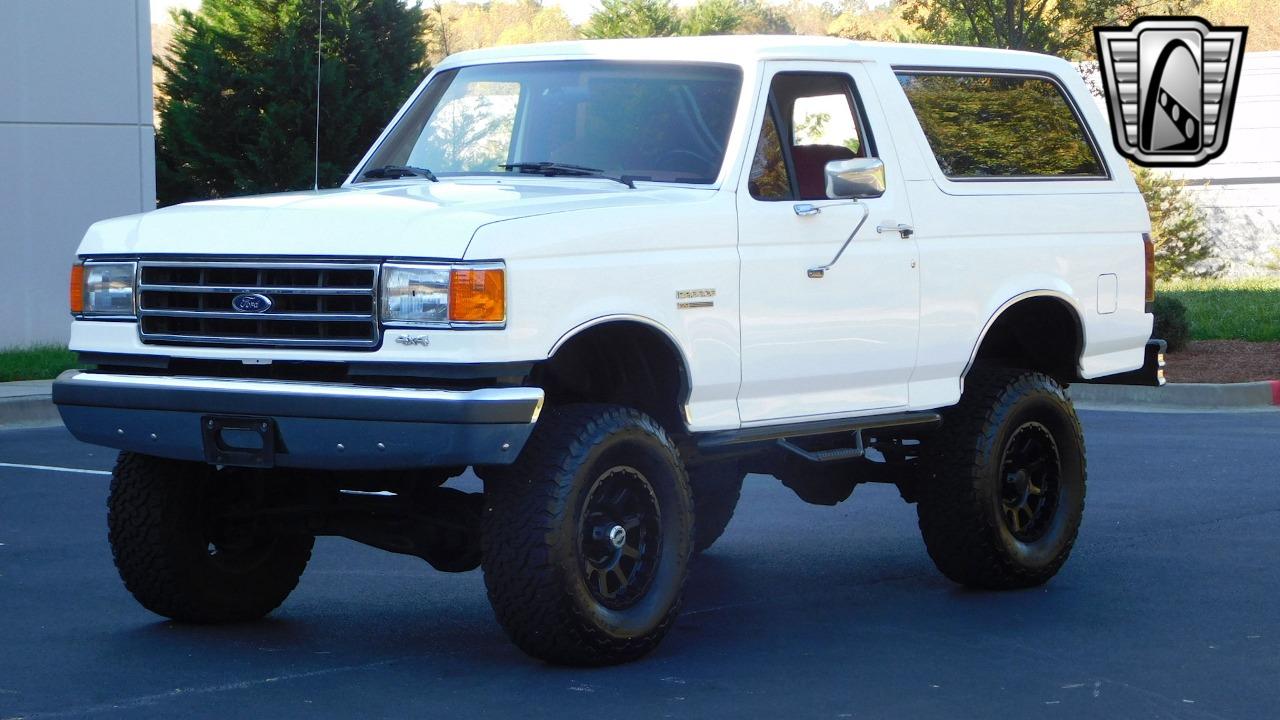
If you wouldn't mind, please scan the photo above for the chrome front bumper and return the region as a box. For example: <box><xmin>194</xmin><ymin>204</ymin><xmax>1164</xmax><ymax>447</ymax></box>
<box><xmin>53</xmin><ymin>370</ymin><xmax>544</xmax><ymax>470</ymax></box>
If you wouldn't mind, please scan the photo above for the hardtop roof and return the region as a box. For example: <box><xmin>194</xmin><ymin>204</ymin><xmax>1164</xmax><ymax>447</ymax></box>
<box><xmin>437</xmin><ymin>35</ymin><xmax>1074</xmax><ymax>76</ymax></box>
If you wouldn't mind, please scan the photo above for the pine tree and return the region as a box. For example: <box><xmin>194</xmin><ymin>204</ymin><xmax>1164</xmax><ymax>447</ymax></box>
<box><xmin>583</xmin><ymin>0</ymin><xmax>683</xmax><ymax>39</ymax></box>
<box><xmin>683</xmin><ymin>0</ymin><xmax>745</xmax><ymax>36</ymax></box>
<box><xmin>1132</xmin><ymin>165</ymin><xmax>1222</xmax><ymax>279</ymax></box>
<box><xmin>156</xmin><ymin>0</ymin><xmax>427</xmax><ymax>205</ymax></box>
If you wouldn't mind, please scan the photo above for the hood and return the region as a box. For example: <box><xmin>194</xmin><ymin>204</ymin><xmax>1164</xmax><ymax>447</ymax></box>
<box><xmin>78</xmin><ymin>178</ymin><xmax>712</xmax><ymax>259</ymax></box>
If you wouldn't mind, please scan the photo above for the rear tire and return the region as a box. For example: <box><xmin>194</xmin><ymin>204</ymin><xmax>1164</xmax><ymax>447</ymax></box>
<box><xmin>915</xmin><ymin>369</ymin><xmax>1086</xmax><ymax>589</ymax></box>
<box><xmin>481</xmin><ymin>404</ymin><xmax>694</xmax><ymax>665</ymax></box>
<box><xmin>107</xmin><ymin>452</ymin><xmax>313</xmax><ymax>623</ymax></box>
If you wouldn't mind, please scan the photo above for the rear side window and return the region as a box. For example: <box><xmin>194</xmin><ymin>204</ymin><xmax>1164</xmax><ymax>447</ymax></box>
<box><xmin>896</xmin><ymin>72</ymin><xmax>1105</xmax><ymax>179</ymax></box>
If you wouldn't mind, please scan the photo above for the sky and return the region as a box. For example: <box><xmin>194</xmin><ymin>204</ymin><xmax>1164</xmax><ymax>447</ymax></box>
<box><xmin>151</xmin><ymin>0</ymin><xmax>609</xmax><ymax>25</ymax></box>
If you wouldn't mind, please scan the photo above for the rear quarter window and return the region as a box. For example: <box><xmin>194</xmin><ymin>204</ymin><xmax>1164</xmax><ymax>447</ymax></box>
<box><xmin>895</xmin><ymin>71</ymin><xmax>1106</xmax><ymax>180</ymax></box>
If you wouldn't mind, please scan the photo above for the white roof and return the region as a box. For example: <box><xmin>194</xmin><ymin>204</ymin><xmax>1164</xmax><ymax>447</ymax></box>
<box><xmin>438</xmin><ymin>35</ymin><xmax>1074</xmax><ymax>75</ymax></box>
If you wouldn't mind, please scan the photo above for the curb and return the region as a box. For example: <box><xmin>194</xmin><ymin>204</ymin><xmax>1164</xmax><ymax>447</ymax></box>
<box><xmin>1069</xmin><ymin>380</ymin><xmax>1280</xmax><ymax>411</ymax></box>
<box><xmin>0</xmin><ymin>380</ymin><xmax>60</xmax><ymax>428</ymax></box>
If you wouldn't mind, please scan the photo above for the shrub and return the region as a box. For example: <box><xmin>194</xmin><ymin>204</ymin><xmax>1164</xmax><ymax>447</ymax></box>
<box><xmin>1132</xmin><ymin>164</ymin><xmax>1222</xmax><ymax>279</ymax></box>
<box><xmin>1152</xmin><ymin>294</ymin><xmax>1192</xmax><ymax>352</ymax></box>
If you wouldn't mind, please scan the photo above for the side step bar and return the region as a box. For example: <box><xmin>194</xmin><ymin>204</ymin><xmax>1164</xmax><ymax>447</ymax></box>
<box><xmin>696</xmin><ymin>410</ymin><xmax>943</xmax><ymax>450</ymax></box>
<box><xmin>777</xmin><ymin>434</ymin><xmax>866</xmax><ymax>463</ymax></box>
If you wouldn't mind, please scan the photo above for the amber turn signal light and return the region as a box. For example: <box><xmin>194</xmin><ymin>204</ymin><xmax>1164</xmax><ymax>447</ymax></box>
<box><xmin>449</xmin><ymin>268</ymin><xmax>505</xmax><ymax>323</ymax></box>
<box><xmin>69</xmin><ymin>264</ymin><xmax>85</xmax><ymax>314</ymax></box>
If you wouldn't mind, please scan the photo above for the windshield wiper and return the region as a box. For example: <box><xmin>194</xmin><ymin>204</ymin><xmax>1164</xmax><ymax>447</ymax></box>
<box><xmin>500</xmin><ymin>162</ymin><xmax>635</xmax><ymax>189</ymax></box>
<box><xmin>362</xmin><ymin>165</ymin><xmax>439</xmax><ymax>181</ymax></box>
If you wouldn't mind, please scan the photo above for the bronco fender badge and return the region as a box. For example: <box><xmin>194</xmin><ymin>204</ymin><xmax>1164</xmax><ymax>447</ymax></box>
<box><xmin>676</xmin><ymin>288</ymin><xmax>715</xmax><ymax>310</ymax></box>
<box><xmin>395</xmin><ymin>335</ymin><xmax>430</xmax><ymax>347</ymax></box>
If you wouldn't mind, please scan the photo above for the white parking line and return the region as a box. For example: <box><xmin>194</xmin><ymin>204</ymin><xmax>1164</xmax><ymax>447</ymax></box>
<box><xmin>0</xmin><ymin>462</ymin><xmax>110</xmax><ymax>476</ymax></box>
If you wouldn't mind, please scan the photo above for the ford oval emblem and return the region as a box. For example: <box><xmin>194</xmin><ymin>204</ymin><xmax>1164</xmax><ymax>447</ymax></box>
<box><xmin>231</xmin><ymin>293</ymin><xmax>273</xmax><ymax>313</ymax></box>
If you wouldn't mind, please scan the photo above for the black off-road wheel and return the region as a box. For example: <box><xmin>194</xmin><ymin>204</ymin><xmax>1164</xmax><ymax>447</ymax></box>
<box><xmin>107</xmin><ymin>452</ymin><xmax>314</xmax><ymax>623</ymax></box>
<box><xmin>688</xmin><ymin>463</ymin><xmax>744</xmax><ymax>554</ymax></box>
<box><xmin>481</xmin><ymin>404</ymin><xmax>694</xmax><ymax>666</ymax></box>
<box><xmin>916</xmin><ymin>369</ymin><xmax>1086</xmax><ymax>590</ymax></box>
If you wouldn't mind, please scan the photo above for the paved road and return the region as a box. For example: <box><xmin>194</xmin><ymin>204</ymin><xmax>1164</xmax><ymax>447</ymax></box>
<box><xmin>1</xmin><ymin>410</ymin><xmax>1277</xmax><ymax>719</ymax></box>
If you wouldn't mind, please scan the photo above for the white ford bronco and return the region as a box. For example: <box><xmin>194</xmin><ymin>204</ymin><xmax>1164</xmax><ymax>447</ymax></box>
<box><xmin>55</xmin><ymin>36</ymin><xmax>1163</xmax><ymax>665</ymax></box>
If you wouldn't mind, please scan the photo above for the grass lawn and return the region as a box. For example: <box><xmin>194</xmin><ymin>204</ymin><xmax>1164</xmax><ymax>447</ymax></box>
<box><xmin>1158</xmin><ymin>277</ymin><xmax>1280</xmax><ymax>342</ymax></box>
<box><xmin>0</xmin><ymin>345</ymin><xmax>80</xmax><ymax>382</ymax></box>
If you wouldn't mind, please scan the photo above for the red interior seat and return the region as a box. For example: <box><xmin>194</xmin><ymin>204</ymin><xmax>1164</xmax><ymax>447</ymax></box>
<box><xmin>790</xmin><ymin>144</ymin><xmax>857</xmax><ymax>200</ymax></box>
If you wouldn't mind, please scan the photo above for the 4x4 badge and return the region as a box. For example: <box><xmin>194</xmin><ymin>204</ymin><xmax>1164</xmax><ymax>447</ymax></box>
<box><xmin>1094</xmin><ymin>16</ymin><xmax>1247</xmax><ymax>167</ymax></box>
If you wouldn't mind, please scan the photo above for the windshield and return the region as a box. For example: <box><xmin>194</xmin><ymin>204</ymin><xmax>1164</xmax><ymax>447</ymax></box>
<box><xmin>356</xmin><ymin>61</ymin><xmax>743</xmax><ymax>185</ymax></box>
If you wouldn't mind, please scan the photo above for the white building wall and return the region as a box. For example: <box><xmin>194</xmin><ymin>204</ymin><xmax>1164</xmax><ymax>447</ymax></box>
<box><xmin>1165</xmin><ymin>51</ymin><xmax>1280</xmax><ymax>276</ymax></box>
<box><xmin>0</xmin><ymin>0</ymin><xmax>155</xmax><ymax>347</ymax></box>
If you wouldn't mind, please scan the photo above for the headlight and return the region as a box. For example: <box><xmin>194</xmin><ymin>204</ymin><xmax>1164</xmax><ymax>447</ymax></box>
<box><xmin>71</xmin><ymin>261</ymin><xmax>136</xmax><ymax>317</ymax></box>
<box><xmin>382</xmin><ymin>263</ymin><xmax>450</xmax><ymax>325</ymax></box>
<box><xmin>380</xmin><ymin>262</ymin><xmax>505</xmax><ymax>328</ymax></box>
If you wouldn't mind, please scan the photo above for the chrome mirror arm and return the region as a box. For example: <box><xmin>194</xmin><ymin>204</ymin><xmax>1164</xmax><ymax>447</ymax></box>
<box><xmin>807</xmin><ymin>202</ymin><xmax>870</xmax><ymax>279</ymax></box>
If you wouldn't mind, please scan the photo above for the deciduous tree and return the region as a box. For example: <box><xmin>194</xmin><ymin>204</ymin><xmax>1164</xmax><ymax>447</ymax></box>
<box><xmin>425</xmin><ymin>0</ymin><xmax>576</xmax><ymax>64</ymax></box>
<box><xmin>827</xmin><ymin>0</ymin><xmax>912</xmax><ymax>41</ymax></box>
<box><xmin>901</xmin><ymin>0</ymin><xmax>1199</xmax><ymax>59</ymax></box>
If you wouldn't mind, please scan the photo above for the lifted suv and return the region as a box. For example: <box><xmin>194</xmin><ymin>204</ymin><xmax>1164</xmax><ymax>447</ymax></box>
<box><xmin>55</xmin><ymin>36</ymin><xmax>1162</xmax><ymax>665</ymax></box>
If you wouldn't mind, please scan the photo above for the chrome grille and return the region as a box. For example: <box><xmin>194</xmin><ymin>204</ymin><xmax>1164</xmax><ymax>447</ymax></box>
<box><xmin>138</xmin><ymin>261</ymin><xmax>380</xmax><ymax>349</ymax></box>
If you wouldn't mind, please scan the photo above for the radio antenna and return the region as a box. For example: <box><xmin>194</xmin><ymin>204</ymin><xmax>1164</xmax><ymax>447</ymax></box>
<box><xmin>313</xmin><ymin>0</ymin><xmax>324</xmax><ymax>191</ymax></box>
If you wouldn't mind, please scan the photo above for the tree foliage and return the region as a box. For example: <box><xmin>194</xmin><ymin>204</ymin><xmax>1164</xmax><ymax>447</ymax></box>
<box><xmin>583</xmin><ymin>0</ymin><xmax>682</xmax><ymax>38</ymax></box>
<box><xmin>901</xmin><ymin>0</ymin><xmax>1199</xmax><ymax>59</ymax></box>
<box><xmin>1199</xmin><ymin>0</ymin><xmax>1280</xmax><ymax>50</ymax></box>
<box><xmin>1133</xmin><ymin>165</ymin><xmax>1221</xmax><ymax>279</ymax></box>
<box><xmin>155</xmin><ymin>0</ymin><xmax>426</xmax><ymax>205</ymax></box>
<box><xmin>682</xmin><ymin>0</ymin><xmax>794</xmax><ymax>35</ymax></box>
<box><xmin>583</xmin><ymin>0</ymin><xmax>793</xmax><ymax>39</ymax></box>
<box><xmin>683</xmin><ymin>0</ymin><xmax>745</xmax><ymax>35</ymax></box>
<box><xmin>780</xmin><ymin>0</ymin><xmax>840</xmax><ymax>34</ymax></box>
<box><xmin>735</xmin><ymin>0</ymin><xmax>795</xmax><ymax>33</ymax></box>
<box><xmin>424</xmin><ymin>0</ymin><xmax>575</xmax><ymax>64</ymax></box>
<box><xmin>827</xmin><ymin>0</ymin><xmax>913</xmax><ymax>41</ymax></box>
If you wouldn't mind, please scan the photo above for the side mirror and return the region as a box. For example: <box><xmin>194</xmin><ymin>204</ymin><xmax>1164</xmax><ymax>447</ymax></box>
<box><xmin>824</xmin><ymin>158</ymin><xmax>886</xmax><ymax>199</ymax></box>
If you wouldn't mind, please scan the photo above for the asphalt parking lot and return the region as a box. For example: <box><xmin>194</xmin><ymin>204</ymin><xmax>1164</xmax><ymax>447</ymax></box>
<box><xmin>1</xmin><ymin>409</ymin><xmax>1277</xmax><ymax>719</ymax></box>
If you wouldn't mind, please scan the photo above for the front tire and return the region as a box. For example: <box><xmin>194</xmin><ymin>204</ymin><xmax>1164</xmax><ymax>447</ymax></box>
<box><xmin>107</xmin><ymin>452</ymin><xmax>314</xmax><ymax>623</ymax></box>
<box><xmin>481</xmin><ymin>404</ymin><xmax>694</xmax><ymax>665</ymax></box>
<box><xmin>915</xmin><ymin>369</ymin><xmax>1086</xmax><ymax>589</ymax></box>
<box><xmin>688</xmin><ymin>463</ymin><xmax>744</xmax><ymax>554</ymax></box>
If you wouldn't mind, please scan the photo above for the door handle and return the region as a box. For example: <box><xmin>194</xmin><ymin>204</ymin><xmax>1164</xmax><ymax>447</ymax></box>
<box><xmin>876</xmin><ymin>222</ymin><xmax>914</xmax><ymax>239</ymax></box>
<box><xmin>807</xmin><ymin>203</ymin><xmax>870</xmax><ymax>279</ymax></box>
<box><xmin>793</xmin><ymin>203</ymin><xmax>821</xmax><ymax>217</ymax></box>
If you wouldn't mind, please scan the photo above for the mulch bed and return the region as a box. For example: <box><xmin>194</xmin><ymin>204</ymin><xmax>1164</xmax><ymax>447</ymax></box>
<box><xmin>1164</xmin><ymin>340</ymin><xmax>1280</xmax><ymax>384</ymax></box>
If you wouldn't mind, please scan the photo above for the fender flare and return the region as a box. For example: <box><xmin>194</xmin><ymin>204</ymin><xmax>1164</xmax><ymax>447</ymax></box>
<box><xmin>546</xmin><ymin>313</ymin><xmax>694</xmax><ymax>414</ymax></box>
<box><xmin>960</xmin><ymin>290</ymin><xmax>1087</xmax><ymax>389</ymax></box>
